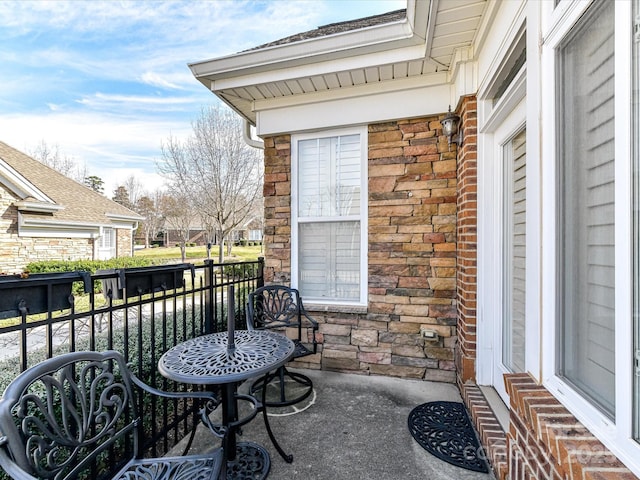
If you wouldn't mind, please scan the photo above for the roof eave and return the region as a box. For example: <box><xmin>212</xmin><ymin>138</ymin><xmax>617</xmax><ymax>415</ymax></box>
<box><xmin>14</xmin><ymin>200</ymin><xmax>65</xmax><ymax>214</ymax></box>
<box><xmin>189</xmin><ymin>0</ymin><xmax>429</xmax><ymax>86</ymax></box>
<box><xmin>106</xmin><ymin>212</ymin><xmax>144</xmax><ymax>222</ymax></box>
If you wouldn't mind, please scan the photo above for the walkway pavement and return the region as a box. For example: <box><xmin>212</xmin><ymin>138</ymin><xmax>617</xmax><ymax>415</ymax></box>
<box><xmin>179</xmin><ymin>368</ymin><xmax>496</xmax><ymax>480</ymax></box>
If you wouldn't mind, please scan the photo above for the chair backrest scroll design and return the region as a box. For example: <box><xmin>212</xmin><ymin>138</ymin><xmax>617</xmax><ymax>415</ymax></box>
<box><xmin>247</xmin><ymin>286</ymin><xmax>301</xmax><ymax>330</ymax></box>
<box><xmin>247</xmin><ymin>285</ymin><xmax>318</xmax><ymax>356</ymax></box>
<box><xmin>0</xmin><ymin>351</ymin><xmax>139</xmax><ymax>480</ymax></box>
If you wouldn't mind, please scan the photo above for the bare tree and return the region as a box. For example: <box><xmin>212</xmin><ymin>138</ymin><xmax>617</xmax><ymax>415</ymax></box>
<box><xmin>28</xmin><ymin>139</ymin><xmax>90</xmax><ymax>184</ymax></box>
<box><xmin>136</xmin><ymin>190</ymin><xmax>166</xmax><ymax>248</ymax></box>
<box><xmin>159</xmin><ymin>192</ymin><xmax>195</xmax><ymax>263</ymax></box>
<box><xmin>123</xmin><ymin>175</ymin><xmax>145</xmax><ymax>208</ymax></box>
<box><xmin>158</xmin><ymin>104</ymin><xmax>263</xmax><ymax>263</ymax></box>
<box><xmin>29</xmin><ymin>140</ymin><xmax>76</xmax><ymax>177</ymax></box>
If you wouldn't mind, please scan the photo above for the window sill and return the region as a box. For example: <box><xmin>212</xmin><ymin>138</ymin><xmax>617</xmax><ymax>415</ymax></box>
<box><xmin>303</xmin><ymin>303</ymin><xmax>368</xmax><ymax>315</ymax></box>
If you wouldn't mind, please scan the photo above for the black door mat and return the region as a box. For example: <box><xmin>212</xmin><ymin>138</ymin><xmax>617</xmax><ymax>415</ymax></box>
<box><xmin>408</xmin><ymin>401</ymin><xmax>489</xmax><ymax>473</ymax></box>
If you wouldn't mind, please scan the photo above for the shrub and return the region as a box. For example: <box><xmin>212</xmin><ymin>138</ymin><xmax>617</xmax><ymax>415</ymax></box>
<box><xmin>221</xmin><ymin>262</ymin><xmax>259</xmax><ymax>278</ymax></box>
<box><xmin>25</xmin><ymin>258</ymin><xmax>160</xmax><ymax>295</ymax></box>
<box><xmin>26</xmin><ymin>257</ymin><xmax>157</xmax><ymax>274</ymax></box>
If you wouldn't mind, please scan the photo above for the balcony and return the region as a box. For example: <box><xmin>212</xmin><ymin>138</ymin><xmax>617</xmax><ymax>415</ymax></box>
<box><xmin>0</xmin><ymin>260</ymin><xmax>495</xmax><ymax>479</ymax></box>
<box><xmin>179</xmin><ymin>368</ymin><xmax>494</xmax><ymax>479</ymax></box>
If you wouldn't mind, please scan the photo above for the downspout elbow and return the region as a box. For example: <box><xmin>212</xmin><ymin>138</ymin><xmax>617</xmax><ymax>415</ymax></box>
<box><xmin>243</xmin><ymin>120</ymin><xmax>264</xmax><ymax>149</ymax></box>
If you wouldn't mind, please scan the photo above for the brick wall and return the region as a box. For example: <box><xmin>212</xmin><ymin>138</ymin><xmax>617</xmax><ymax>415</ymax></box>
<box><xmin>505</xmin><ymin>374</ymin><xmax>637</xmax><ymax>480</ymax></box>
<box><xmin>461</xmin><ymin>383</ymin><xmax>508</xmax><ymax>480</ymax></box>
<box><xmin>455</xmin><ymin>96</ymin><xmax>478</xmax><ymax>384</ymax></box>
<box><xmin>262</xmin><ymin>116</ymin><xmax>458</xmax><ymax>381</ymax></box>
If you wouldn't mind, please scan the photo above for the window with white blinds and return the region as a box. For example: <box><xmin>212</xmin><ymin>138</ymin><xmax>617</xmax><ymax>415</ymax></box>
<box><xmin>100</xmin><ymin>228</ymin><xmax>115</xmax><ymax>249</ymax></box>
<box><xmin>293</xmin><ymin>131</ymin><xmax>366</xmax><ymax>303</ymax></box>
<box><xmin>298</xmin><ymin>135</ymin><xmax>361</xmax><ymax>218</ymax></box>
<box><xmin>503</xmin><ymin>129</ymin><xmax>526</xmax><ymax>373</ymax></box>
<box><xmin>557</xmin><ymin>0</ymin><xmax>615</xmax><ymax>416</ymax></box>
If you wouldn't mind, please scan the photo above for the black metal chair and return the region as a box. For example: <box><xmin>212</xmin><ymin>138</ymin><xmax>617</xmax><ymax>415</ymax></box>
<box><xmin>0</xmin><ymin>350</ymin><xmax>224</xmax><ymax>480</ymax></box>
<box><xmin>246</xmin><ymin>285</ymin><xmax>319</xmax><ymax>407</ymax></box>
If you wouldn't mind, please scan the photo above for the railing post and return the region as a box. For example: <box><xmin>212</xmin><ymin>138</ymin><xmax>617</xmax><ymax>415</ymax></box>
<box><xmin>258</xmin><ymin>257</ymin><xmax>265</xmax><ymax>289</ymax></box>
<box><xmin>204</xmin><ymin>259</ymin><xmax>215</xmax><ymax>334</ymax></box>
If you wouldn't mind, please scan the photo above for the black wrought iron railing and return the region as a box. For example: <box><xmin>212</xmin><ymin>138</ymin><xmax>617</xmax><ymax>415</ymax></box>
<box><xmin>0</xmin><ymin>258</ymin><xmax>264</xmax><ymax>459</ymax></box>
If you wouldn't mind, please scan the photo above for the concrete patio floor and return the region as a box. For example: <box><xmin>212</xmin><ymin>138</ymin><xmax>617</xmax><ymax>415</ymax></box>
<box><xmin>178</xmin><ymin>368</ymin><xmax>496</xmax><ymax>480</ymax></box>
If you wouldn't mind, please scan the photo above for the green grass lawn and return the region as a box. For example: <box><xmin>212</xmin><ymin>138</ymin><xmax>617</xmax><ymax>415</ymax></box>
<box><xmin>134</xmin><ymin>244</ymin><xmax>264</xmax><ymax>263</ymax></box>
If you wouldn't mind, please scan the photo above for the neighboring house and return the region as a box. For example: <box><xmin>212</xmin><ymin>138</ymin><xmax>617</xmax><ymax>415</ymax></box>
<box><xmin>188</xmin><ymin>1</ymin><xmax>639</xmax><ymax>479</ymax></box>
<box><xmin>239</xmin><ymin>216</ymin><xmax>263</xmax><ymax>242</ymax></box>
<box><xmin>163</xmin><ymin>217</ymin><xmax>263</xmax><ymax>246</ymax></box>
<box><xmin>0</xmin><ymin>141</ymin><xmax>143</xmax><ymax>273</ymax></box>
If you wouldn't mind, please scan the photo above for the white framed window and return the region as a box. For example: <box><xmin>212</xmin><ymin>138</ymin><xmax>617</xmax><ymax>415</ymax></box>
<box><xmin>557</xmin><ymin>0</ymin><xmax>616</xmax><ymax>417</ymax></box>
<box><xmin>291</xmin><ymin>127</ymin><xmax>367</xmax><ymax>305</ymax></box>
<box><xmin>541</xmin><ymin>0</ymin><xmax>637</xmax><ymax>473</ymax></box>
<box><xmin>97</xmin><ymin>227</ymin><xmax>116</xmax><ymax>260</ymax></box>
<box><xmin>100</xmin><ymin>228</ymin><xmax>115</xmax><ymax>250</ymax></box>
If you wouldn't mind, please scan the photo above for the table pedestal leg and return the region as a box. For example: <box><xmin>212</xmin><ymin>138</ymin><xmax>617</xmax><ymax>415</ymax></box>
<box><xmin>220</xmin><ymin>383</ymin><xmax>271</xmax><ymax>480</ymax></box>
<box><xmin>222</xmin><ymin>383</ymin><xmax>237</xmax><ymax>463</ymax></box>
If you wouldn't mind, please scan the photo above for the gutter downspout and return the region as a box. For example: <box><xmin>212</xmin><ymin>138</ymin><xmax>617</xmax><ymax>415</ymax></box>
<box><xmin>243</xmin><ymin>120</ymin><xmax>264</xmax><ymax>149</ymax></box>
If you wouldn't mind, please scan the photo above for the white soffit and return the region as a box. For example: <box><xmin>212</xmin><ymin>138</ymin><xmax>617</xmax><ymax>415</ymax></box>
<box><xmin>189</xmin><ymin>0</ymin><xmax>487</xmax><ymax>125</ymax></box>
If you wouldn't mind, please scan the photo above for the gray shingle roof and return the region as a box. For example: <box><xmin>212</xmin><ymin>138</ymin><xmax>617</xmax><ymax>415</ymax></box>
<box><xmin>0</xmin><ymin>141</ymin><xmax>142</xmax><ymax>227</ymax></box>
<box><xmin>247</xmin><ymin>9</ymin><xmax>407</xmax><ymax>51</ymax></box>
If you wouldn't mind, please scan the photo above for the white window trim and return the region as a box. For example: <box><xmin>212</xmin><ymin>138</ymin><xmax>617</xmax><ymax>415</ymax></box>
<box><xmin>477</xmin><ymin>12</ymin><xmax>542</xmax><ymax>393</ymax></box>
<box><xmin>477</xmin><ymin>94</ymin><xmax>527</xmax><ymax>402</ymax></box>
<box><xmin>291</xmin><ymin>126</ymin><xmax>368</xmax><ymax>307</ymax></box>
<box><xmin>540</xmin><ymin>1</ymin><xmax>639</xmax><ymax>475</ymax></box>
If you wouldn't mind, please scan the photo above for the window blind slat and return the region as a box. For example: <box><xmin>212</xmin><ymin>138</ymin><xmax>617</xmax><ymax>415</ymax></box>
<box><xmin>503</xmin><ymin>128</ymin><xmax>526</xmax><ymax>373</ymax></box>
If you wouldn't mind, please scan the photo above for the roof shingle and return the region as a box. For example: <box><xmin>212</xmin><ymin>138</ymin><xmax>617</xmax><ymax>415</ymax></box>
<box><xmin>0</xmin><ymin>141</ymin><xmax>142</xmax><ymax>226</ymax></box>
<box><xmin>247</xmin><ymin>9</ymin><xmax>407</xmax><ymax>51</ymax></box>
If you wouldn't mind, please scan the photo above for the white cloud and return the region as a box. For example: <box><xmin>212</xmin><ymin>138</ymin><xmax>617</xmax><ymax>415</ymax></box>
<box><xmin>0</xmin><ymin>110</ymin><xmax>191</xmax><ymax>191</ymax></box>
<box><xmin>140</xmin><ymin>72</ymin><xmax>186</xmax><ymax>90</ymax></box>
<box><xmin>76</xmin><ymin>92</ymin><xmax>199</xmax><ymax>112</ymax></box>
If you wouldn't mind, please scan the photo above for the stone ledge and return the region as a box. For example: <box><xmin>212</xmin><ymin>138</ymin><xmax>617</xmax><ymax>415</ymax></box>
<box><xmin>305</xmin><ymin>303</ymin><xmax>368</xmax><ymax>314</ymax></box>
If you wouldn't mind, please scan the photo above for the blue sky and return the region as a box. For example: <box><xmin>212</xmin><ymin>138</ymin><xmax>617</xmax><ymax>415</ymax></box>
<box><xmin>0</xmin><ymin>0</ymin><xmax>405</xmax><ymax>197</ymax></box>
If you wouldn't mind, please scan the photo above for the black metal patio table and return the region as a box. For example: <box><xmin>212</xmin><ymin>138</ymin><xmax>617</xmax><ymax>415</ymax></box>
<box><xmin>158</xmin><ymin>327</ymin><xmax>295</xmax><ymax>479</ymax></box>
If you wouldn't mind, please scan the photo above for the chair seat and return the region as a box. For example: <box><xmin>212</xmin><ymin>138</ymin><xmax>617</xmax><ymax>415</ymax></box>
<box><xmin>293</xmin><ymin>339</ymin><xmax>313</xmax><ymax>358</ymax></box>
<box><xmin>115</xmin><ymin>451</ymin><xmax>223</xmax><ymax>480</ymax></box>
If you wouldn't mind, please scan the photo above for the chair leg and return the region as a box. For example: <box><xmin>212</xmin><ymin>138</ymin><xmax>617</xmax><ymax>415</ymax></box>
<box><xmin>250</xmin><ymin>366</ymin><xmax>314</xmax><ymax>408</ymax></box>
<box><xmin>260</xmin><ymin>373</ymin><xmax>293</xmax><ymax>463</ymax></box>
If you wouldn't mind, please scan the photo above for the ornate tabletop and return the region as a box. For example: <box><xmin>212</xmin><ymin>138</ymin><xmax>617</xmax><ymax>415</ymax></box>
<box><xmin>158</xmin><ymin>330</ymin><xmax>295</xmax><ymax>385</ymax></box>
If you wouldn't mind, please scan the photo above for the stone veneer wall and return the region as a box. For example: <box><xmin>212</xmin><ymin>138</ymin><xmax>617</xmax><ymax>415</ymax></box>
<box><xmin>262</xmin><ymin>115</ymin><xmax>458</xmax><ymax>381</ymax></box>
<box><xmin>0</xmin><ymin>188</ymin><xmax>93</xmax><ymax>274</ymax></box>
<box><xmin>116</xmin><ymin>228</ymin><xmax>133</xmax><ymax>258</ymax></box>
